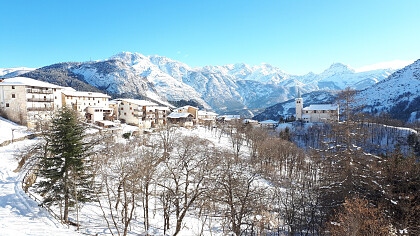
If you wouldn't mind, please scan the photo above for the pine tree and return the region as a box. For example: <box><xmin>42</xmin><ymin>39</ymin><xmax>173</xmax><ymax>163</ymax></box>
<box><xmin>36</xmin><ymin>106</ymin><xmax>93</xmax><ymax>223</ymax></box>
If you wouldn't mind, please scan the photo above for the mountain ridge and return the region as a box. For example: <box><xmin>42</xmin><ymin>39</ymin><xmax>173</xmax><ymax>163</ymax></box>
<box><xmin>1</xmin><ymin>51</ymin><xmax>412</xmax><ymax>117</ymax></box>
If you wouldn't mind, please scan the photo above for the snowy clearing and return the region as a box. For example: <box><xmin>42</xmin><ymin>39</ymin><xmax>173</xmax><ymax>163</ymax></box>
<box><xmin>0</xmin><ymin>139</ymin><xmax>80</xmax><ymax>236</ymax></box>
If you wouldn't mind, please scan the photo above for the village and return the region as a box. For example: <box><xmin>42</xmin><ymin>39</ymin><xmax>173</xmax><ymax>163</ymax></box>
<box><xmin>0</xmin><ymin>76</ymin><xmax>340</xmax><ymax>134</ymax></box>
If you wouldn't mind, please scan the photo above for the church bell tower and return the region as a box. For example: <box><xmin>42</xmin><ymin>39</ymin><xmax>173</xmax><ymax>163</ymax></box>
<box><xmin>295</xmin><ymin>89</ymin><xmax>303</xmax><ymax>121</ymax></box>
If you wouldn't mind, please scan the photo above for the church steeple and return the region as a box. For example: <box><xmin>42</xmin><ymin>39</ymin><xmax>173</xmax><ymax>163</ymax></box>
<box><xmin>295</xmin><ymin>88</ymin><xmax>303</xmax><ymax>121</ymax></box>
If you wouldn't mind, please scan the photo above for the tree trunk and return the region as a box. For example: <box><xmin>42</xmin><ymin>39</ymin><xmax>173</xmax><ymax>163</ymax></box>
<box><xmin>63</xmin><ymin>170</ymin><xmax>69</xmax><ymax>222</ymax></box>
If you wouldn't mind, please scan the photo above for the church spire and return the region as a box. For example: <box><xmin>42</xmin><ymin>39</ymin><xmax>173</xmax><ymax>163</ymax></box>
<box><xmin>297</xmin><ymin>88</ymin><xmax>301</xmax><ymax>98</ymax></box>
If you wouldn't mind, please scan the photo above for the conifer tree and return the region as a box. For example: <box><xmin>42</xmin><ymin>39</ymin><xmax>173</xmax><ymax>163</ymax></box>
<box><xmin>36</xmin><ymin>106</ymin><xmax>93</xmax><ymax>223</ymax></box>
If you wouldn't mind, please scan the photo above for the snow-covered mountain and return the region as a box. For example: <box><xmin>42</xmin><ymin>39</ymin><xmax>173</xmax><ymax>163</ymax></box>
<box><xmin>357</xmin><ymin>59</ymin><xmax>420</xmax><ymax>121</ymax></box>
<box><xmin>8</xmin><ymin>51</ymin><xmax>410</xmax><ymax>115</ymax></box>
<box><xmin>254</xmin><ymin>60</ymin><xmax>420</xmax><ymax>122</ymax></box>
<box><xmin>0</xmin><ymin>67</ymin><xmax>36</xmax><ymax>78</ymax></box>
<box><xmin>108</xmin><ymin>52</ymin><xmax>399</xmax><ymax>113</ymax></box>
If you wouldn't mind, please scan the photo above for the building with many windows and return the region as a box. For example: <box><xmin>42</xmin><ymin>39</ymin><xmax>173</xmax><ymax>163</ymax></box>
<box><xmin>115</xmin><ymin>99</ymin><xmax>171</xmax><ymax>129</ymax></box>
<box><xmin>61</xmin><ymin>89</ymin><xmax>110</xmax><ymax>116</ymax></box>
<box><xmin>0</xmin><ymin>77</ymin><xmax>63</xmax><ymax>129</ymax></box>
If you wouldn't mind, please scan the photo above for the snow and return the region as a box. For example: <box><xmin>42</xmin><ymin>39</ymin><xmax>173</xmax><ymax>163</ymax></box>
<box><xmin>116</xmin><ymin>98</ymin><xmax>158</xmax><ymax>106</ymax></box>
<box><xmin>1</xmin><ymin>77</ymin><xmax>63</xmax><ymax>89</ymax></box>
<box><xmin>62</xmin><ymin>90</ymin><xmax>110</xmax><ymax>98</ymax></box>
<box><xmin>0</xmin><ymin>139</ymin><xmax>80</xmax><ymax>236</ymax></box>
<box><xmin>198</xmin><ymin>110</ymin><xmax>218</xmax><ymax>116</ymax></box>
<box><xmin>106</xmin><ymin>51</ymin><xmax>397</xmax><ymax>113</ymax></box>
<box><xmin>357</xmin><ymin>59</ymin><xmax>420</xmax><ymax>116</ymax></box>
<box><xmin>303</xmin><ymin>104</ymin><xmax>338</xmax><ymax>110</ymax></box>
<box><xmin>0</xmin><ymin>67</ymin><xmax>36</xmax><ymax>78</ymax></box>
<box><xmin>168</xmin><ymin>112</ymin><xmax>192</xmax><ymax>118</ymax></box>
<box><xmin>259</xmin><ymin>120</ymin><xmax>278</xmax><ymax>124</ymax></box>
<box><xmin>0</xmin><ymin>117</ymin><xmax>31</xmax><ymax>145</ymax></box>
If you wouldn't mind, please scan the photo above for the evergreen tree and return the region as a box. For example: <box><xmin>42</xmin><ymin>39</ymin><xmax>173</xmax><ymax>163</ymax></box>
<box><xmin>36</xmin><ymin>106</ymin><xmax>93</xmax><ymax>223</ymax></box>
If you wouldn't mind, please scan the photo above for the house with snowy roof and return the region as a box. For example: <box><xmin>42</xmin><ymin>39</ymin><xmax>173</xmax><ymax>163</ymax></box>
<box><xmin>0</xmin><ymin>77</ymin><xmax>64</xmax><ymax>129</ymax></box>
<box><xmin>174</xmin><ymin>106</ymin><xmax>199</xmax><ymax>120</ymax></box>
<box><xmin>197</xmin><ymin>110</ymin><xmax>218</xmax><ymax>125</ymax></box>
<box><xmin>115</xmin><ymin>98</ymin><xmax>170</xmax><ymax>128</ymax></box>
<box><xmin>61</xmin><ymin>89</ymin><xmax>112</xmax><ymax>123</ymax></box>
<box><xmin>259</xmin><ymin>120</ymin><xmax>278</xmax><ymax>128</ymax></box>
<box><xmin>167</xmin><ymin>112</ymin><xmax>194</xmax><ymax>127</ymax></box>
<box><xmin>295</xmin><ymin>90</ymin><xmax>339</xmax><ymax>123</ymax></box>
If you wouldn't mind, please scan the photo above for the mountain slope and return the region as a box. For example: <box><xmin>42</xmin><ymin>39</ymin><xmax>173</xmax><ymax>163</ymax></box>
<box><xmin>357</xmin><ymin>59</ymin><xmax>420</xmax><ymax>121</ymax></box>
<box><xmin>7</xmin><ymin>51</ymin><xmax>409</xmax><ymax>115</ymax></box>
<box><xmin>0</xmin><ymin>67</ymin><xmax>36</xmax><ymax>78</ymax></box>
<box><xmin>254</xmin><ymin>60</ymin><xmax>420</xmax><ymax>122</ymax></box>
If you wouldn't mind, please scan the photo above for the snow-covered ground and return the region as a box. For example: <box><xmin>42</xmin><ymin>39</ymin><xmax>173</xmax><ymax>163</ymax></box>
<box><xmin>0</xmin><ymin>139</ymin><xmax>80</xmax><ymax>236</ymax></box>
<box><xmin>0</xmin><ymin>117</ymin><xmax>31</xmax><ymax>145</ymax></box>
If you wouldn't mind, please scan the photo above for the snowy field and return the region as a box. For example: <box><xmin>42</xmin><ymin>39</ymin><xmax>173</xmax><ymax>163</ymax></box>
<box><xmin>0</xmin><ymin>139</ymin><xmax>80</xmax><ymax>236</ymax></box>
<box><xmin>0</xmin><ymin>125</ymin><xmax>256</xmax><ymax>235</ymax></box>
<box><xmin>0</xmin><ymin>117</ymin><xmax>31</xmax><ymax>145</ymax></box>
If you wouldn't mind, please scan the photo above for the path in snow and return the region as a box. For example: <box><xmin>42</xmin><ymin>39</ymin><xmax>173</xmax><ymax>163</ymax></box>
<box><xmin>0</xmin><ymin>139</ymin><xmax>80</xmax><ymax>236</ymax></box>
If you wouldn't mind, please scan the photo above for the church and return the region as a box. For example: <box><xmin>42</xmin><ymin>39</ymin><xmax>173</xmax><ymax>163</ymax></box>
<box><xmin>295</xmin><ymin>91</ymin><xmax>339</xmax><ymax>123</ymax></box>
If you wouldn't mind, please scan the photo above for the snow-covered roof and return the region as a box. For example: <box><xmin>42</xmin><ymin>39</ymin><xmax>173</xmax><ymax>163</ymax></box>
<box><xmin>96</xmin><ymin>120</ymin><xmax>116</xmax><ymax>126</ymax></box>
<box><xmin>259</xmin><ymin>120</ymin><xmax>278</xmax><ymax>124</ymax></box>
<box><xmin>218</xmin><ymin>115</ymin><xmax>241</xmax><ymax>119</ymax></box>
<box><xmin>0</xmin><ymin>77</ymin><xmax>63</xmax><ymax>89</ymax></box>
<box><xmin>86</xmin><ymin>106</ymin><xmax>113</xmax><ymax>110</ymax></box>
<box><xmin>303</xmin><ymin>104</ymin><xmax>338</xmax><ymax>111</ymax></box>
<box><xmin>168</xmin><ymin>112</ymin><xmax>193</xmax><ymax>118</ymax></box>
<box><xmin>198</xmin><ymin>111</ymin><xmax>218</xmax><ymax>116</ymax></box>
<box><xmin>117</xmin><ymin>98</ymin><xmax>157</xmax><ymax>106</ymax></box>
<box><xmin>175</xmin><ymin>105</ymin><xmax>198</xmax><ymax>110</ymax></box>
<box><xmin>62</xmin><ymin>90</ymin><xmax>110</xmax><ymax>98</ymax></box>
<box><xmin>152</xmin><ymin>106</ymin><xmax>171</xmax><ymax>111</ymax></box>
<box><xmin>243</xmin><ymin>119</ymin><xmax>258</xmax><ymax>123</ymax></box>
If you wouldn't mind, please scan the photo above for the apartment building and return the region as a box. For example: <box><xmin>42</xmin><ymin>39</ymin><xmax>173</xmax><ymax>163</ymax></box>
<box><xmin>0</xmin><ymin>77</ymin><xmax>63</xmax><ymax>129</ymax></box>
<box><xmin>116</xmin><ymin>99</ymin><xmax>171</xmax><ymax>128</ymax></box>
<box><xmin>61</xmin><ymin>89</ymin><xmax>111</xmax><ymax>121</ymax></box>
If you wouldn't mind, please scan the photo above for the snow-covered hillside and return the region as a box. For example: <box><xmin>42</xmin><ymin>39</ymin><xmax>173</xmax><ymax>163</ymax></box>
<box><xmin>0</xmin><ymin>120</ymin><xmax>79</xmax><ymax>236</ymax></box>
<box><xmin>254</xmin><ymin>60</ymin><xmax>420</xmax><ymax>122</ymax></box>
<box><xmin>358</xmin><ymin>59</ymin><xmax>420</xmax><ymax>121</ymax></box>
<box><xmin>0</xmin><ymin>67</ymin><xmax>36</xmax><ymax>78</ymax></box>
<box><xmin>12</xmin><ymin>51</ymin><xmax>410</xmax><ymax>114</ymax></box>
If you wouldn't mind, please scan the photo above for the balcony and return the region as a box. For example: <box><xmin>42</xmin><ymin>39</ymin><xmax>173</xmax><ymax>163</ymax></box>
<box><xmin>27</xmin><ymin>107</ymin><xmax>54</xmax><ymax>111</ymax></box>
<box><xmin>27</xmin><ymin>98</ymin><xmax>54</xmax><ymax>102</ymax></box>
<box><xmin>26</xmin><ymin>88</ymin><xmax>53</xmax><ymax>94</ymax></box>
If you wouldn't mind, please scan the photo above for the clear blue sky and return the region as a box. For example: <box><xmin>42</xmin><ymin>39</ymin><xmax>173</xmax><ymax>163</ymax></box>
<box><xmin>1</xmin><ymin>0</ymin><xmax>419</xmax><ymax>74</ymax></box>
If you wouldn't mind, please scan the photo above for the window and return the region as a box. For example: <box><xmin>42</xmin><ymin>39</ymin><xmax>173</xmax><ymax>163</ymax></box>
<box><xmin>130</xmin><ymin>107</ymin><xmax>132</xmax><ymax>110</ymax></box>
<box><xmin>314</xmin><ymin>110</ymin><xmax>317</xmax><ymax>113</ymax></box>
<box><xmin>12</xmin><ymin>86</ymin><xmax>15</xmax><ymax>89</ymax></box>
<box><xmin>124</xmin><ymin>112</ymin><xmax>127</xmax><ymax>115</ymax></box>
<box><xmin>322</xmin><ymin>110</ymin><xmax>325</xmax><ymax>113</ymax></box>
<box><xmin>306</xmin><ymin>111</ymin><xmax>308</xmax><ymax>113</ymax></box>
<box><xmin>5</xmin><ymin>103</ymin><xmax>9</xmax><ymax>107</ymax></box>
<box><xmin>12</xmin><ymin>94</ymin><xmax>15</xmax><ymax>98</ymax></box>
<box><xmin>121</xmin><ymin>107</ymin><xmax>124</xmax><ymax>110</ymax></box>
